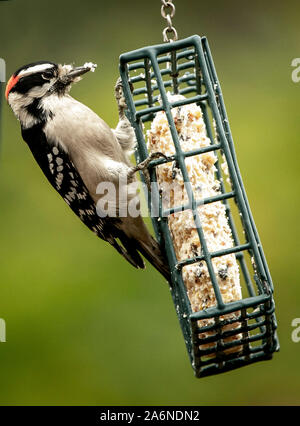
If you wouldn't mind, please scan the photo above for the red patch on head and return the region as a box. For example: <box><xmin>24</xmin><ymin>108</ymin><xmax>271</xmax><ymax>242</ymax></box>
<box><xmin>5</xmin><ymin>74</ymin><xmax>20</xmax><ymax>100</ymax></box>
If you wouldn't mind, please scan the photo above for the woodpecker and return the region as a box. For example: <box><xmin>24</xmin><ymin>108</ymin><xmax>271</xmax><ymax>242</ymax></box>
<box><xmin>6</xmin><ymin>61</ymin><xmax>170</xmax><ymax>281</ymax></box>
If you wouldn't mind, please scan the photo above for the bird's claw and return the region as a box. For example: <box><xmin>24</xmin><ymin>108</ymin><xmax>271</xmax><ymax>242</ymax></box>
<box><xmin>128</xmin><ymin>152</ymin><xmax>171</xmax><ymax>189</ymax></box>
<box><xmin>114</xmin><ymin>77</ymin><xmax>135</xmax><ymax>119</ymax></box>
<box><xmin>115</xmin><ymin>78</ymin><xmax>126</xmax><ymax>117</ymax></box>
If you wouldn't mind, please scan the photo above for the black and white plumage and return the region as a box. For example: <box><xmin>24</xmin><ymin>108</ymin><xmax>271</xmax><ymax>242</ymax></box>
<box><xmin>6</xmin><ymin>61</ymin><xmax>170</xmax><ymax>280</ymax></box>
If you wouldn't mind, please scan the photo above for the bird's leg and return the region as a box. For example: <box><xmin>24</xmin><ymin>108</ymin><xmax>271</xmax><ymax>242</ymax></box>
<box><xmin>128</xmin><ymin>152</ymin><xmax>170</xmax><ymax>188</ymax></box>
<box><xmin>114</xmin><ymin>80</ymin><xmax>171</xmax><ymax>186</ymax></box>
<box><xmin>114</xmin><ymin>78</ymin><xmax>136</xmax><ymax>154</ymax></box>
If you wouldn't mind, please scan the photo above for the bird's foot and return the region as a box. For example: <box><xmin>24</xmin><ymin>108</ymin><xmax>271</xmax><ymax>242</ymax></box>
<box><xmin>115</xmin><ymin>77</ymin><xmax>126</xmax><ymax>114</ymax></box>
<box><xmin>114</xmin><ymin>77</ymin><xmax>134</xmax><ymax>119</ymax></box>
<box><xmin>128</xmin><ymin>152</ymin><xmax>170</xmax><ymax>188</ymax></box>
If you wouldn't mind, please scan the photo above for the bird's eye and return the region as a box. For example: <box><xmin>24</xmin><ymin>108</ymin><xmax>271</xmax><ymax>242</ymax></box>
<box><xmin>42</xmin><ymin>72</ymin><xmax>53</xmax><ymax>80</ymax></box>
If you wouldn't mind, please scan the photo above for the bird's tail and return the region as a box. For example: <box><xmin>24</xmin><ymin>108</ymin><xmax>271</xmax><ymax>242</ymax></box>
<box><xmin>114</xmin><ymin>219</ymin><xmax>171</xmax><ymax>282</ymax></box>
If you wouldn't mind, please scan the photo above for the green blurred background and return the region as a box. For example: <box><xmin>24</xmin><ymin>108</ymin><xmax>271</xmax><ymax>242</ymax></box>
<box><xmin>0</xmin><ymin>0</ymin><xmax>299</xmax><ymax>406</ymax></box>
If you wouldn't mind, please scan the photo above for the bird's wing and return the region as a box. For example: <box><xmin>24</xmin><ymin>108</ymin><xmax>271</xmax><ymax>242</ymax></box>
<box><xmin>21</xmin><ymin>125</ymin><xmax>145</xmax><ymax>269</ymax></box>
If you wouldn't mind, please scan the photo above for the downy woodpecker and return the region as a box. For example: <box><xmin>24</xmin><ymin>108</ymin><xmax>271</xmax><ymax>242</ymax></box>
<box><xmin>6</xmin><ymin>61</ymin><xmax>170</xmax><ymax>280</ymax></box>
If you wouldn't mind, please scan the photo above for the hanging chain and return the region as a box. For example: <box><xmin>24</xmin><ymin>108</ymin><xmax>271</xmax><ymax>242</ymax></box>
<box><xmin>161</xmin><ymin>0</ymin><xmax>178</xmax><ymax>42</ymax></box>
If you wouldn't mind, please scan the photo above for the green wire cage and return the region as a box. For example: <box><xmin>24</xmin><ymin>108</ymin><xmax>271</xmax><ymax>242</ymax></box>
<box><xmin>119</xmin><ymin>35</ymin><xmax>279</xmax><ymax>378</ymax></box>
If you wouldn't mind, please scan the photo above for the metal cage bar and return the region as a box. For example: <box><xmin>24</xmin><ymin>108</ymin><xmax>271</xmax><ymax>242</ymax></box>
<box><xmin>119</xmin><ymin>35</ymin><xmax>279</xmax><ymax>378</ymax></box>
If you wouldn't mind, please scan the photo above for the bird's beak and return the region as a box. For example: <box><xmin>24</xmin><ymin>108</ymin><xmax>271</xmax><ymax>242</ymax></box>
<box><xmin>66</xmin><ymin>63</ymin><xmax>97</xmax><ymax>81</ymax></box>
<box><xmin>67</xmin><ymin>67</ymin><xmax>90</xmax><ymax>79</ymax></box>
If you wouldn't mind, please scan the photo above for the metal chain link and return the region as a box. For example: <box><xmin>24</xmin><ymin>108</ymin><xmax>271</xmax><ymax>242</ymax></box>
<box><xmin>161</xmin><ymin>0</ymin><xmax>178</xmax><ymax>42</ymax></box>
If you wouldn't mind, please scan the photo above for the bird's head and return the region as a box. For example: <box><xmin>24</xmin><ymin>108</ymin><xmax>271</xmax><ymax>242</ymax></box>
<box><xmin>6</xmin><ymin>61</ymin><xmax>97</xmax><ymax>126</ymax></box>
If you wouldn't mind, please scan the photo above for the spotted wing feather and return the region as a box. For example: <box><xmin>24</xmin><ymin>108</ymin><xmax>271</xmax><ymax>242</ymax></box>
<box><xmin>21</xmin><ymin>125</ymin><xmax>145</xmax><ymax>269</ymax></box>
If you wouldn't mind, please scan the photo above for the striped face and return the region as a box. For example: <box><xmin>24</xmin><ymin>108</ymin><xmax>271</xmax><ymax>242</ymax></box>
<box><xmin>5</xmin><ymin>61</ymin><xmax>58</xmax><ymax>101</ymax></box>
<box><xmin>6</xmin><ymin>61</ymin><xmax>95</xmax><ymax>128</ymax></box>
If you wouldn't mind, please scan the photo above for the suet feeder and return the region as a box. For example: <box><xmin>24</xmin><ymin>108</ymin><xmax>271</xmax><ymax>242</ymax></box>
<box><xmin>119</xmin><ymin>30</ymin><xmax>279</xmax><ymax>378</ymax></box>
